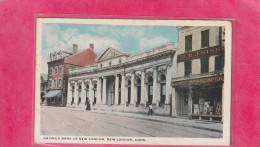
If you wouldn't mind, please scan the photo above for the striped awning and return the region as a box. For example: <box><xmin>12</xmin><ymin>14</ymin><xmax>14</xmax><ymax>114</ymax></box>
<box><xmin>43</xmin><ymin>90</ymin><xmax>62</xmax><ymax>98</ymax></box>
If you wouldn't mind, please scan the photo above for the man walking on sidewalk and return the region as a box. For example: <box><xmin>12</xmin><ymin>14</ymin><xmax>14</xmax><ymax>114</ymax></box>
<box><xmin>148</xmin><ymin>104</ymin><xmax>153</xmax><ymax>116</ymax></box>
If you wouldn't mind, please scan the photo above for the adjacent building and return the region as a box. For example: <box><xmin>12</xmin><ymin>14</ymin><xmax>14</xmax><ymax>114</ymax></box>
<box><xmin>67</xmin><ymin>43</ymin><xmax>176</xmax><ymax>116</ymax></box>
<box><xmin>40</xmin><ymin>73</ymin><xmax>48</xmax><ymax>105</ymax></box>
<box><xmin>171</xmin><ymin>26</ymin><xmax>225</xmax><ymax>121</ymax></box>
<box><xmin>43</xmin><ymin>44</ymin><xmax>97</xmax><ymax>107</ymax></box>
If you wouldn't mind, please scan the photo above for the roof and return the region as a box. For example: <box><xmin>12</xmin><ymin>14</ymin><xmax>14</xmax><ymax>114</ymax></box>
<box><xmin>41</xmin><ymin>74</ymin><xmax>48</xmax><ymax>83</ymax></box>
<box><xmin>64</xmin><ymin>48</ymin><xmax>97</xmax><ymax>66</ymax></box>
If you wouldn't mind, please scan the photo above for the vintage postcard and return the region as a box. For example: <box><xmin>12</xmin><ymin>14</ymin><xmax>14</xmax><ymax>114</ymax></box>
<box><xmin>35</xmin><ymin>18</ymin><xmax>231</xmax><ymax>145</ymax></box>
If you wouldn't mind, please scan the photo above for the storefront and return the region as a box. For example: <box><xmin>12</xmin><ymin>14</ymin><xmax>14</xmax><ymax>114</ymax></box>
<box><xmin>43</xmin><ymin>90</ymin><xmax>63</xmax><ymax>106</ymax></box>
<box><xmin>172</xmin><ymin>75</ymin><xmax>224</xmax><ymax>121</ymax></box>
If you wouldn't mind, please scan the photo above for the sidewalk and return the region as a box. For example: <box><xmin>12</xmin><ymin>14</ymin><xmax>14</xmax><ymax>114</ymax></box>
<box><xmin>63</xmin><ymin>106</ymin><xmax>223</xmax><ymax>133</ymax></box>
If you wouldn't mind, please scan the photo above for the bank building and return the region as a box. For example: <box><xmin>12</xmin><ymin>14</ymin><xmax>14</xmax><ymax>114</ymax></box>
<box><xmin>67</xmin><ymin>42</ymin><xmax>176</xmax><ymax>116</ymax></box>
<box><xmin>66</xmin><ymin>26</ymin><xmax>225</xmax><ymax>119</ymax></box>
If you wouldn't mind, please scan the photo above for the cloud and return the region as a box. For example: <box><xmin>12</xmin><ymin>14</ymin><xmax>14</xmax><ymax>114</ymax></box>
<box><xmin>64</xmin><ymin>34</ymin><xmax>120</xmax><ymax>54</ymax></box>
<box><xmin>42</xmin><ymin>24</ymin><xmax>61</xmax><ymax>49</ymax></box>
<box><xmin>41</xmin><ymin>25</ymin><xmax>120</xmax><ymax>73</ymax></box>
<box><xmin>139</xmin><ymin>37</ymin><xmax>170</xmax><ymax>51</ymax></box>
<box><xmin>60</xmin><ymin>28</ymin><xmax>78</xmax><ymax>41</ymax></box>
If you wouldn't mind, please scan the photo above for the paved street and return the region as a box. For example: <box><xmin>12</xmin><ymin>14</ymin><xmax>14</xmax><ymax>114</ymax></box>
<box><xmin>40</xmin><ymin>106</ymin><xmax>222</xmax><ymax>138</ymax></box>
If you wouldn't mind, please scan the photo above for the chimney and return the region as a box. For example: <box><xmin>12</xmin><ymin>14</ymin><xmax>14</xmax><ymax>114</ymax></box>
<box><xmin>73</xmin><ymin>44</ymin><xmax>78</xmax><ymax>54</ymax></box>
<box><xmin>89</xmin><ymin>44</ymin><xmax>94</xmax><ymax>50</ymax></box>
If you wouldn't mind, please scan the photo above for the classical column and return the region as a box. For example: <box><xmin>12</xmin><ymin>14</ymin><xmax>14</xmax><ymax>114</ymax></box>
<box><xmin>82</xmin><ymin>80</ymin><xmax>86</xmax><ymax>105</ymax></box>
<box><xmin>188</xmin><ymin>87</ymin><xmax>193</xmax><ymax>115</ymax></box>
<box><xmin>141</xmin><ymin>69</ymin><xmax>147</xmax><ymax>105</ymax></box>
<box><xmin>114</xmin><ymin>74</ymin><xmax>119</xmax><ymax>105</ymax></box>
<box><xmin>67</xmin><ymin>81</ymin><xmax>72</xmax><ymax>106</ymax></box>
<box><xmin>153</xmin><ymin>67</ymin><xmax>159</xmax><ymax>104</ymax></box>
<box><xmin>165</xmin><ymin>65</ymin><xmax>172</xmax><ymax>104</ymax></box>
<box><xmin>130</xmin><ymin>72</ymin><xmax>137</xmax><ymax>105</ymax></box>
<box><xmin>171</xmin><ymin>87</ymin><xmax>177</xmax><ymax>117</ymax></box>
<box><xmin>102</xmin><ymin>76</ymin><xmax>107</xmax><ymax>105</ymax></box>
<box><xmin>121</xmin><ymin>73</ymin><xmax>126</xmax><ymax>105</ymax></box>
<box><xmin>74</xmin><ymin>81</ymin><xmax>79</xmax><ymax>105</ymax></box>
<box><xmin>96</xmin><ymin>77</ymin><xmax>102</xmax><ymax>104</ymax></box>
<box><xmin>89</xmin><ymin>79</ymin><xmax>94</xmax><ymax>105</ymax></box>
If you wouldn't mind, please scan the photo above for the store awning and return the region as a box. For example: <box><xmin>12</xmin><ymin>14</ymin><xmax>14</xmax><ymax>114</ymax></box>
<box><xmin>43</xmin><ymin>90</ymin><xmax>62</xmax><ymax>98</ymax></box>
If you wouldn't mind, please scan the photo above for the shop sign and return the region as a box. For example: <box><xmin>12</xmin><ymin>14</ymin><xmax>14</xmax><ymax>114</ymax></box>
<box><xmin>171</xmin><ymin>75</ymin><xmax>224</xmax><ymax>86</ymax></box>
<box><xmin>177</xmin><ymin>46</ymin><xmax>224</xmax><ymax>62</ymax></box>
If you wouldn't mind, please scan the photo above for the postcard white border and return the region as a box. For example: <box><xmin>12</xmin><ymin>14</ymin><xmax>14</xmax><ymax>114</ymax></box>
<box><xmin>35</xmin><ymin>18</ymin><xmax>232</xmax><ymax>146</ymax></box>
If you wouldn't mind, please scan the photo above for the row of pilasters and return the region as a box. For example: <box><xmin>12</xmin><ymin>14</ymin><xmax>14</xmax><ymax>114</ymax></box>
<box><xmin>67</xmin><ymin>65</ymin><xmax>172</xmax><ymax>107</ymax></box>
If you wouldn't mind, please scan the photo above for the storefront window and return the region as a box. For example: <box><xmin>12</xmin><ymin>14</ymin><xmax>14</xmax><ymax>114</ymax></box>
<box><xmin>192</xmin><ymin>84</ymin><xmax>222</xmax><ymax>117</ymax></box>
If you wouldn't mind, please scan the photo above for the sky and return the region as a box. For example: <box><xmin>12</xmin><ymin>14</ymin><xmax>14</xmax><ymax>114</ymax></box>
<box><xmin>41</xmin><ymin>23</ymin><xmax>178</xmax><ymax>74</ymax></box>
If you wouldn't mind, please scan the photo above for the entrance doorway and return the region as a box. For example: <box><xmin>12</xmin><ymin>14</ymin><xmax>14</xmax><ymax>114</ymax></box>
<box><xmin>107</xmin><ymin>76</ymin><xmax>115</xmax><ymax>105</ymax></box>
<box><xmin>136</xmin><ymin>78</ymin><xmax>141</xmax><ymax>105</ymax></box>
<box><xmin>147</xmin><ymin>76</ymin><xmax>153</xmax><ymax>105</ymax></box>
<box><xmin>182</xmin><ymin>89</ymin><xmax>189</xmax><ymax>115</ymax></box>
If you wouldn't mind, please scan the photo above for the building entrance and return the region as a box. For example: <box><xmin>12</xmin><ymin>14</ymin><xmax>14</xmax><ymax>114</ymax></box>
<box><xmin>181</xmin><ymin>89</ymin><xmax>189</xmax><ymax>115</ymax></box>
<box><xmin>107</xmin><ymin>76</ymin><xmax>115</xmax><ymax>105</ymax></box>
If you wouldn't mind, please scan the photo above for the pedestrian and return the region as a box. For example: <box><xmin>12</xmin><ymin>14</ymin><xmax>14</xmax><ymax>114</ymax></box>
<box><xmin>148</xmin><ymin>104</ymin><xmax>153</xmax><ymax>116</ymax></box>
<box><xmin>86</xmin><ymin>100</ymin><xmax>91</xmax><ymax>110</ymax></box>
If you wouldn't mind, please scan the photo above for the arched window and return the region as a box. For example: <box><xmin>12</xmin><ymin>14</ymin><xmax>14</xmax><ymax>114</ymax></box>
<box><xmin>136</xmin><ymin>78</ymin><xmax>141</xmax><ymax>105</ymax></box>
<box><xmin>71</xmin><ymin>86</ymin><xmax>75</xmax><ymax>105</ymax></box>
<box><xmin>160</xmin><ymin>74</ymin><xmax>166</xmax><ymax>107</ymax></box>
<box><xmin>147</xmin><ymin>76</ymin><xmax>153</xmax><ymax>105</ymax></box>
<box><xmin>85</xmin><ymin>84</ymin><xmax>89</xmax><ymax>105</ymax></box>
<box><xmin>160</xmin><ymin>74</ymin><xmax>166</xmax><ymax>81</ymax></box>
<box><xmin>127</xmin><ymin>80</ymin><xmax>131</xmax><ymax>105</ymax></box>
<box><xmin>93</xmin><ymin>84</ymin><xmax>97</xmax><ymax>105</ymax></box>
<box><xmin>78</xmin><ymin>85</ymin><xmax>82</xmax><ymax>105</ymax></box>
<box><xmin>148</xmin><ymin>77</ymin><xmax>153</xmax><ymax>84</ymax></box>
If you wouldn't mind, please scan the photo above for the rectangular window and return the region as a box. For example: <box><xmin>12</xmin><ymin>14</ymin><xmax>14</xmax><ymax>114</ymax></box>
<box><xmin>185</xmin><ymin>35</ymin><xmax>192</xmax><ymax>52</ymax></box>
<box><xmin>49</xmin><ymin>80</ymin><xmax>52</xmax><ymax>88</ymax></box>
<box><xmin>50</xmin><ymin>68</ymin><xmax>53</xmax><ymax>76</ymax></box>
<box><xmin>58</xmin><ymin>79</ymin><xmax>62</xmax><ymax>87</ymax></box>
<box><xmin>55</xmin><ymin>67</ymin><xmax>58</xmax><ymax>75</ymax></box>
<box><xmin>201</xmin><ymin>29</ymin><xmax>209</xmax><ymax>48</ymax></box>
<box><xmin>53</xmin><ymin>79</ymin><xmax>56</xmax><ymax>88</ymax></box>
<box><xmin>201</xmin><ymin>58</ymin><xmax>209</xmax><ymax>73</ymax></box>
<box><xmin>59</xmin><ymin>66</ymin><xmax>63</xmax><ymax>74</ymax></box>
<box><xmin>215</xmin><ymin>55</ymin><xmax>224</xmax><ymax>71</ymax></box>
<box><xmin>184</xmin><ymin>61</ymin><xmax>192</xmax><ymax>76</ymax></box>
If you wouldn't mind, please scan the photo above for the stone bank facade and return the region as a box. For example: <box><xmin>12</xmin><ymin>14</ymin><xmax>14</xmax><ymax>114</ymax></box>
<box><xmin>67</xmin><ymin>43</ymin><xmax>176</xmax><ymax>116</ymax></box>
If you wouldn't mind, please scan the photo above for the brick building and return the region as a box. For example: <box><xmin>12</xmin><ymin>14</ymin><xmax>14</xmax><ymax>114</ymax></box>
<box><xmin>40</xmin><ymin>73</ymin><xmax>48</xmax><ymax>104</ymax></box>
<box><xmin>43</xmin><ymin>44</ymin><xmax>97</xmax><ymax>107</ymax></box>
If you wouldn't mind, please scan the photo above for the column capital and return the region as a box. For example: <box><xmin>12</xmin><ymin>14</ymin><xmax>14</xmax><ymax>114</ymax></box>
<box><xmin>121</xmin><ymin>72</ymin><xmax>125</xmax><ymax>76</ymax></box>
<box><xmin>131</xmin><ymin>71</ymin><xmax>135</xmax><ymax>75</ymax></box>
<box><xmin>167</xmin><ymin>63</ymin><xmax>173</xmax><ymax>68</ymax></box>
<box><xmin>102</xmin><ymin>76</ymin><xmax>106</xmax><ymax>79</ymax></box>
<box><xmin>84</xmin><ymin>79</ymin><xmax>89</xmax><ymax>85</ymax></box>
<box><xmin>153</xmin><ymin>66</ymin><xmax>158</xmax><ymax>70</ymax></box>
<box><xmin>141</xmin><ymin>68</ymin><xmax>146</xmax><ymax>73</ymax></box>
